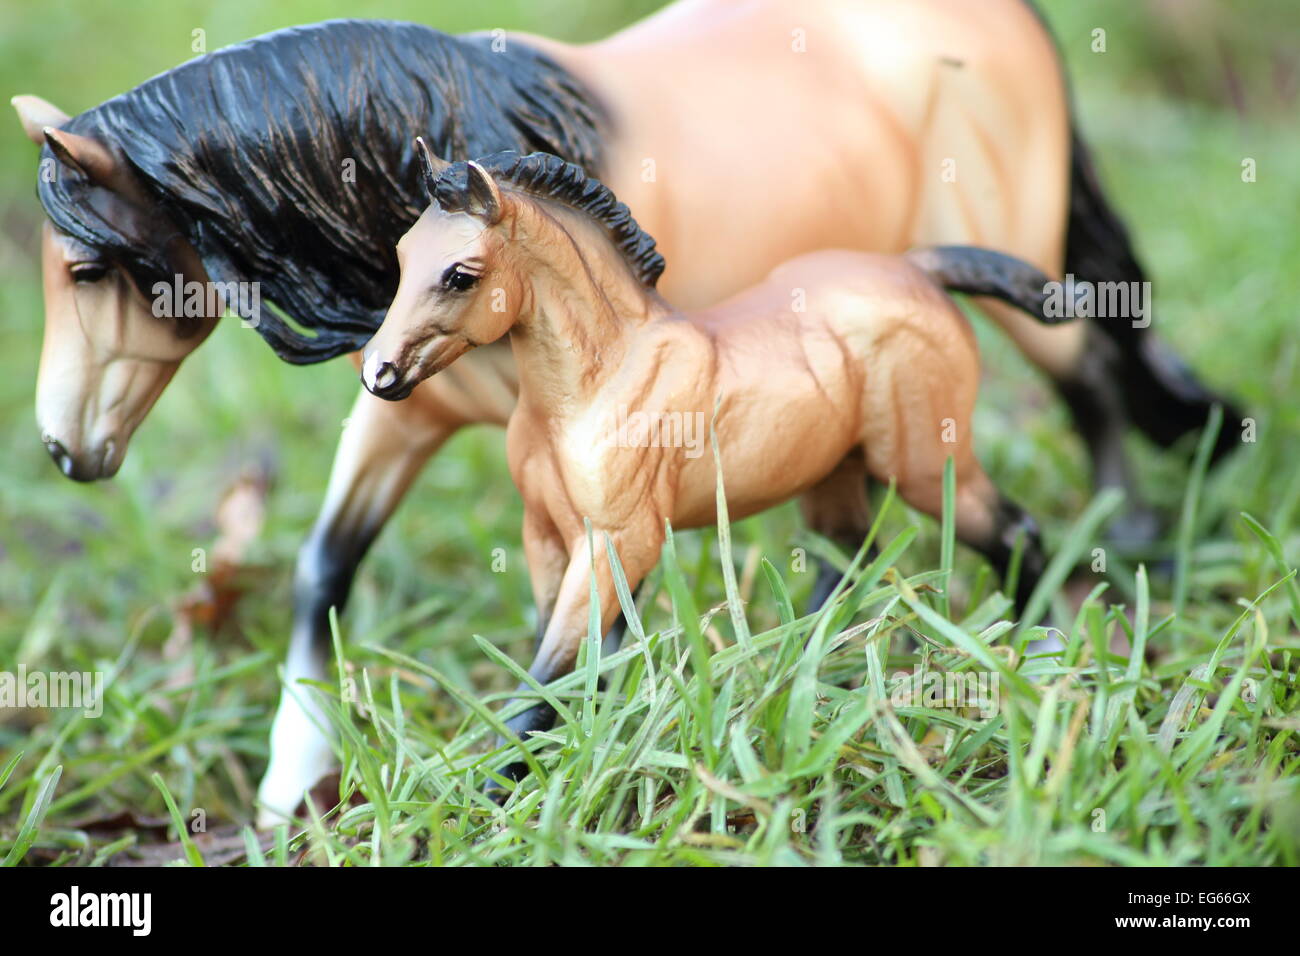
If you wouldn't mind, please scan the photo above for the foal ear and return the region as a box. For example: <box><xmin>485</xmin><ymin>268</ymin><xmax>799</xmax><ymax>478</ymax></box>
<box><xmin>414</xmin><ymin>136</ymin><xmax>450</xmax><ymax>200</ymax></box>
<box><xmin>12</xmin><ymin>94</ymin><xmax>70</xmax><ymax>144</ymax></box>
<box><xmin>463</xmin><ymin>161</ymin><xmax>502</xmax><ymax>225</ymax></box>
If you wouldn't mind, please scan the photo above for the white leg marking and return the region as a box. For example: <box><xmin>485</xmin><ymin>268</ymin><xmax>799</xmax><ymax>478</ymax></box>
<box><xmin>256</xmin><ymin>641</ymin><xmax>335</xmax><ymax>828</ymax></box>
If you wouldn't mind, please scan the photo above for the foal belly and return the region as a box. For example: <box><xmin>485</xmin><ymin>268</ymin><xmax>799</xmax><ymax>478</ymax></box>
<box><xmin>669</xmin><ymin>368</ymin><xmax>862</xmax><ymax>530</ymax></box>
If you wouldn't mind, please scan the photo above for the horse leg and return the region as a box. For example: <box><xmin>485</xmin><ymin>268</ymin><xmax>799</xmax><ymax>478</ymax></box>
<box><xmin>946</xmin><ymin>468</ymin><xmax>1061</xmax><ymax>654</ymax></box>
<box><xmin>975</xmin><ymin>126</ymin><xmax>1243</xmax><ymax>548</ymax></box>
<box><xmin>1063</xmin><ymin>125</ymin><xmax>1242</xmax><ymax>467</ymax></box>
<box><xmin>516</xmin><ymin>505</ymin><xmax>634</xmax><ymax>706</ymax></box>
<box><xmin>971</xmin><ymin>293</ymin><xmax>1160</xmax><ymax>550</ymax></box>
<box><xmin>953</xmin><ymin>476</ymin><xmax>1047</xmax><ymax>619</ymax></box>
<box><xmin>1052</xmin><ymin>325</ymin><xmax>1161</xmax><ymax>548</ymax></box>
<box><xmin>798</xmin><ymin>451</ymin><xmax>874</xmax><ymax>613</ymax></box>
<box><xmin>489</xmin><ymin>523</ymin><xmax>661</xmax><ymax>796</ymax></box>
<box><xmin>256</xmin><ymin>384</ymin><xmax>459</xmax><ymax>827</ymax></box>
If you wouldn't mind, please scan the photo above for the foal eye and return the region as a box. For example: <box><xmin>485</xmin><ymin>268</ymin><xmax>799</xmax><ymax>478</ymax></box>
<box><xmin>441</xmin><ymin>264</ymin><xmax>479</xmax><ymax>292</ymax></box>
<box><xmin>70</xmin><ymin>263</ymin><xmax>109</xmax><ymax>284</ymax></box>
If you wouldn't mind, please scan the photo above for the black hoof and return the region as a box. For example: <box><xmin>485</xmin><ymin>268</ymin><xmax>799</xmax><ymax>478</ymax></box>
<box><xmin>806</xmin><ymin>563</ymin><xmax>843</xmax><ymax>615</ymax></box>
<box><xmin>483</xmin><ymin>759</ymin><xmax>529</xmax><ymax>803</ymax></box>
<box><xmin>484</xmin><ymin>698</ymin><xmax>557</xmax><ymax>800</ymax></box>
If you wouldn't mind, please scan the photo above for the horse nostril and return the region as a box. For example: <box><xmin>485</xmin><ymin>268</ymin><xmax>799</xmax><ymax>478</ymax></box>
<box><xmin>43</xmin><ymin>437</ymin><xmax>102</xmax><ymax>481</ymax></box>
<box><xmin>44</xmin><ymin>438</ymin><xmax>73</xmax><ymax>474</ymax></box>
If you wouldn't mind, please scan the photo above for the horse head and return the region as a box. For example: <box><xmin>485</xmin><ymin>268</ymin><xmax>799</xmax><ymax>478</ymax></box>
<box><xmin>14</xmin><ymin>95</ymin><xmax>218</xmax><ymax>480</ymax></box>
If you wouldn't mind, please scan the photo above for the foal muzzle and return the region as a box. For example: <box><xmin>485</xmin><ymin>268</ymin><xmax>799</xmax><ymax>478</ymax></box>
<box><xmin>360</xmin><ymin>351</ymin><xmax>417</xmax><ymax>401</ymax></box>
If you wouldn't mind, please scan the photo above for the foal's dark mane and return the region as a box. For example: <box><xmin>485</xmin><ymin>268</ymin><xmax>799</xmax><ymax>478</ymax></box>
<box><xmin>433</xmin><ymin>152</ymin><xmax>665</xmax><ymax>288</ymax></box>
<box><xmin>36</xmin><ymin>19</ymin><xmax>605</xmax><ymax>362</ymax></box>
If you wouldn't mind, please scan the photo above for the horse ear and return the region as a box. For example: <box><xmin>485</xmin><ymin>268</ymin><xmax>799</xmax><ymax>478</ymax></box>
<box><xmin>463</xmin><ymin>161</ymin><xmax>502</xmax><ymax>224</ymax></box>
<box><xmin>43</xmin><ymin>126</ymin><xmax>152</xmax><ymax>204</ymax></box>
<box><xmin>414</xmin><ymin>136</ymin><xmax>450</xmax><ymax>202</ymax></box>
<box><xmin>43</xmin><ymin>127</ymin><xmax>119</xmax><ymax>184</ymax></box>
<box><xmin>12</xmin><ymin>94</ymin><xmax>70</xmax><ymax>144</ymax></box>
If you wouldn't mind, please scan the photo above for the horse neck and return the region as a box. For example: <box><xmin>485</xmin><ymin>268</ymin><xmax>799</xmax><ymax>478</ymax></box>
<box><xmin>508</xmin><ymin>200</ymin><xmax>666</xmax><ymax>411</ymax></box>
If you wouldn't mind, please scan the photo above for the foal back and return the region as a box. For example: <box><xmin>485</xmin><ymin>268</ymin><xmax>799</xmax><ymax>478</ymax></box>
<box><xmin>641</xmin><ymin>250</ymin><xmax>981</xmax><ymax>528</ymax></box>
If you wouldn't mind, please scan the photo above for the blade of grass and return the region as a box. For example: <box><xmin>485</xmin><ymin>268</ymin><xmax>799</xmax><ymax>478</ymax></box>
<box><xmin>1173</xmin><ymin>403</ymin><xmax>1223</xmax><ymax>615</ymax></box>
<box><xmin>2</xmin><ymin>766</ymin><xmax>61</xmax><ymax>867</ymax></box>
<box><xmin>152</xmin><ymin>772</ymin><xmax>205</xmax><ymax>866</ymax></box>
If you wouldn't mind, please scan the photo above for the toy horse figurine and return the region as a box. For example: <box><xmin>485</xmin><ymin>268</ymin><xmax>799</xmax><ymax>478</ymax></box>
<box><xmin>13</xmin><ymin>2</ymin><xmax>1240</xmax><ymax>824</ymax></box>
<box><xmin>362</xmin><ymin>146</ymin><xmax>1076</xmax><ymax>786</ymax></box>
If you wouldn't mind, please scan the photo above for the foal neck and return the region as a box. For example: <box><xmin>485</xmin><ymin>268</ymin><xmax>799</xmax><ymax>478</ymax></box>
<box><xmin>509</xmin><ymin>198</ymin><xmax>669</xmax><ymax>404</ymax></box>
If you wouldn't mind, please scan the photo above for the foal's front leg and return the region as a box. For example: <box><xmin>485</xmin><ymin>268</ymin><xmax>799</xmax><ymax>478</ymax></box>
<box><xmin>496</xmin><ymin>512</ymin><xmax>570</xmax><ymax>756</ymax></box>
<box><xmin>491</xmin><ymin>523</ymin><xmax>661</xmax><ymax>793</ymax></box>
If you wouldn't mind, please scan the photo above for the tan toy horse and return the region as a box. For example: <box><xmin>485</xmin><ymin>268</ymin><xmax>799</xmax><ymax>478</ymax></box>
<box><xmin>362</xmin><ymin>145</ymin><xmax>1076</xmax><ymax>785</ymax></box>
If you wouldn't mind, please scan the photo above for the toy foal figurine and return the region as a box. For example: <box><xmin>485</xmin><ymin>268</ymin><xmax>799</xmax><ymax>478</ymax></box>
<box><xmin>363</xmin><ymin>143</ymin><xmax>1074</xmax><ymax>784</ymax></box>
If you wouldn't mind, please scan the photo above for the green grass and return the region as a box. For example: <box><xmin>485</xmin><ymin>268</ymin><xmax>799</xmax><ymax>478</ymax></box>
<box><xmin>3</xmin><ymin>467</ymin><xmax>1297</xmax><ymax>866</ymax></box>
<box><xmin>1</xmin><ymin>0</ymin><xmax>1298</xmax><ymax>866</ymax></box>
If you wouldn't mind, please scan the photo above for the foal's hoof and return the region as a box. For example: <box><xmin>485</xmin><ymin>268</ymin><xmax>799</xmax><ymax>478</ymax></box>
<box><xmin>483</xmin><ymin>761</ymin><xmax>529</xmax><ymax>803</ymax></box>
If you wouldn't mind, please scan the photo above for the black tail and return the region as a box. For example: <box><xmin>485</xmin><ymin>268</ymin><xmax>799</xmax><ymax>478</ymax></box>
<box><xmin>1064</xmin><ymin>125</ymin><xmax>1242</xmax><ymax>462</ymax></box>
<box><xmin>906</xmin><ymin>245</ymin><xmax>1075</xmax><ymax>325</ymax></box>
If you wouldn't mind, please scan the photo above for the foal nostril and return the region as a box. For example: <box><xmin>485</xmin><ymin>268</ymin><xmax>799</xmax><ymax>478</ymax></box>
<box><xmin>373</xmin><ymin>361</ymin><xmax>399</xmax><ymax>392</ymax></box>
<box><xmin>362</xmin><ymin>358</ymin><xmax>404</xmax><ymax>397</ymax></box>
<box><xmin>361</xmin><ymin>351</ymin><xmax>413</xmax><ymax>400</ymax></box>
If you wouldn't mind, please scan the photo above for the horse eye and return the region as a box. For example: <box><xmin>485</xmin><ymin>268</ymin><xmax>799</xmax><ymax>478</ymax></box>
<box><xmin>441</xmin><ymin>264</ymin><xmax>479</xmax><ymax>293</ymax></box>
<box><xmin>70</xmin><ymin>263</ymin><xmax>109</xmax><ymax>284</ymax></box>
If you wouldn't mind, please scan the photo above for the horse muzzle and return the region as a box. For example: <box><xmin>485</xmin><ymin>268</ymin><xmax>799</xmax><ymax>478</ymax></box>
<box><xmin>43</xmin><ymin>435</ymin><xmax>121</xmax><ymax>482</ymax></box>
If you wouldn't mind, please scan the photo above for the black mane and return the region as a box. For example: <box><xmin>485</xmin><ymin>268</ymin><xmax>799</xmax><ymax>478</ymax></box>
<box><xmin>36</xmin><ymin>19</ymin><xmax>605</xmax><ymax>362</ymax></box>
<box><xmin>433</xmin><ymin>152</ymin><xmax>665</xmax><ymax>288</ymax></box>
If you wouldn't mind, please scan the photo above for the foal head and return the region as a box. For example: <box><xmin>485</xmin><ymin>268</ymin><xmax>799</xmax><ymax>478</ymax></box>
<box><xmin>362</xmin><ymin>143</ymin><xmax>664</xmax><ymax>401</ymax></box>
<box><xmin>361</xmin><ymin>140</ymin><xmax>520</xmax><ymax>401</ymax></box>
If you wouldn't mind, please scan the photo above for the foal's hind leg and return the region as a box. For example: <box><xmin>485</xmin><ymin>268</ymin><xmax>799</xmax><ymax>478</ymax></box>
<box><xmin>953</xmin><ymin>476</ymin><xmax>1047</xmax><ymax>617</ymax></box>
<box><xmin>256</xmin><ymin>384</ymin><xmax>460</xmax><ymax>827</ymax></box>
<box><xmin>866</xmin><ymin>335</ymin><xmax>1047</xmax><ymax>620</ymax></box>
<box><xmin>894</xmin><ymin>451</ymin><xmax>1047</xmax><ymax>619</ymax></box>
<box><xmin>799</xmin><ymin>451</ymin><xmax>874</xmax><ymax>613</ymax></box>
